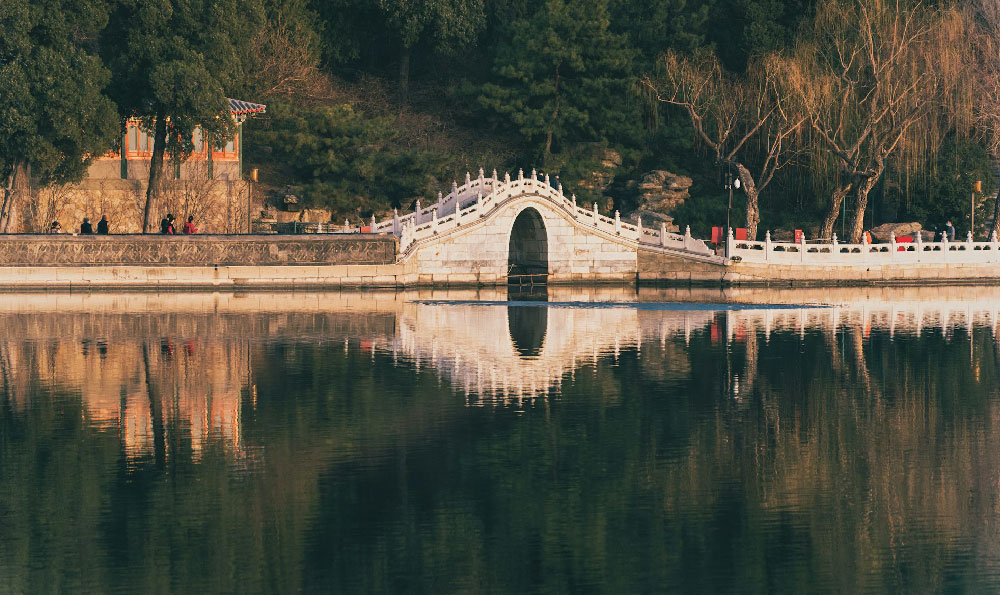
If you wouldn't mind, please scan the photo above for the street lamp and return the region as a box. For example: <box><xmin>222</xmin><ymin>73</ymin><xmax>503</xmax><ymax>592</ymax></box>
<box><xmin>724</xmin><ymin>176</ymin><xmax>741</xmax><ymax>234</ymax></box>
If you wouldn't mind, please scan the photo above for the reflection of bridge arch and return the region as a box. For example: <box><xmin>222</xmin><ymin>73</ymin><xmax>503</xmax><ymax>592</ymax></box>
<box><xmin>508</xmin><ymin>207</ymin><xmax>548</xmax><ymax>279</ymax></box>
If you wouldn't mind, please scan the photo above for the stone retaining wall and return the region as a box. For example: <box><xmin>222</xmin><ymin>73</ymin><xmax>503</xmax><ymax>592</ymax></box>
<box><xmin>0</xmin><ymin>235</ymin><xmax>396</xmax><ymax>266</ymax></box>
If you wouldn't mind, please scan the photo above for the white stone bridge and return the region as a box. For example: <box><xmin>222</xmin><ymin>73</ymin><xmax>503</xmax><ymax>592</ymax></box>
<box><xmin>369</xmin><ymin>168</ymin><xmax>722</xmax><ymax>285</ymax></box>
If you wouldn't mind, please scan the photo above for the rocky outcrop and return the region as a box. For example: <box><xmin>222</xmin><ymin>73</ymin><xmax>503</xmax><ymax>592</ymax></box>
<box><xmin>573</xmin><ymin>146</ymin><xmax>622</xmax><ymax>193</ymax></box>
<box><xmin>637</xmin><ymin>170</ymin><xmax>692</xmax><ymax>214</ymax></box>
<box><xmin>869</xmin><ymin>222</ymin><xmax>922</xmax><ymax>242</ymax></box>
<box><xmin>625</xmin><ymin>209</ymin><xmax>678</xmax><ymax>233</ymax></box>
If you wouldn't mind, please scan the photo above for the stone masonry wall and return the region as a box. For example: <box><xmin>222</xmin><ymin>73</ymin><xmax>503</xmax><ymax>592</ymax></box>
<box><xmin>0</xmin><ymin>235</ymin><xmax>396</xmax><ymax>266</ymax></box>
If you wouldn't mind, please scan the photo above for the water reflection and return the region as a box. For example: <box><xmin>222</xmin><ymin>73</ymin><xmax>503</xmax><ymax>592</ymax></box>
<box><xmin>4</xmin><ymin>287</ymin><xmax>1000</xmax><ymax>592</ymax></box>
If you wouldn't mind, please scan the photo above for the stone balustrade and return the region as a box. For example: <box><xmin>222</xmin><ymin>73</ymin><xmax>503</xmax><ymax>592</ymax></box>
<box><xmin>727</xmin><ymin>229</ymin><xmax>1000</xmax><ymax>266</ymax></box>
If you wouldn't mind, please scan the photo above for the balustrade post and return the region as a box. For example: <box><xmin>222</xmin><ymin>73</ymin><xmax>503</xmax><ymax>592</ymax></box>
<box><xmin>993</xmin><ymin>231</ymin><xmax>998</xmax><ymax>262</ymax></box>
<box><xmin>370</xmin><ymin>214</ymin><xmax>376</xmax><ymax>233</ymax></box>
<box><xmin>942</xmin><ymin>233</ymin><xmax>949</xmax><ymax>258</ymax></box>
<box><xmin>968</xmin><ymin>230</ymin><xmax>974</xmax><ymax>250</ymax></box>
<box><xmin>614</xmin><ymin>210</ymin><xmax>621</xmax><ymax>234</ymax></box>
<box><xmin>544</xmin><ymin>173</ymin><xmax>550</xmax><ymax>188</ymax></box>
<box><xmin>571</xmin><ymin>194</ymin><xmax>577</xmax><ymax>217</ymax></box>
<box><xmin>685</xmin><ymin>225</ymin><xmax>692</xmax><ymax>251</ymax></box>
<box><xmin>432</xmin><ymin>207</ymin><xmax>438</xmax><ymax>234</ymax></box>
<box><xmin>890</xmin><ymin>231</ymin><xmax>896</xmax><ymax>258</ymax></box>
<box><xmin>765</xmin><ymin>230</ymin><xmax>772</xmax><ymax>261</ymax></box>
<box><xmin>660</xmin><ymin>223</ymin><xmax>667</xmax><ymax>247</ymax></box>
<box><xmin>455</xmin><ymin>198</ymin><xmax>461</xmax><ymax>226</ymax></box>
<box><xmin>726</xmin><ymin>227</ymin><xmax>734</xmax><ymax>259</ymax></box>
<box><xmin>636</xmin><ymin>216</ymin><xmax>643</xmax><ymax>242</ymax></box>
<box><xmin>505</xmin><ymin>171</ymin><xmax>511</xmax><ymax>184</ymax></box>
<box><xmin>465</xmin><ymin>171</ymin><xmax>471</xmax><ymax>186</ymax></box>
<box><xmin>592</xmin><ymin>202</ymin><xmax>598</xmax><ymax>225</ymax></box>
<box><xmin>518</xmin><ymin>168</ymin><xmax>523</xmax><ymax>182</ymax></box>
<box><xmin>477</xmin><ymin>193</ymin><xmax>483</xmax><ymax>218</ymax></box>
<box><xmin>392</xmin><ymin>209</ymin><xmax>399</xmax><ymax>235</ymax></box>
<box><xmin>915</xmin><ymin>230</ymin><xmax>922</xmax><ymax>263</ymax></box>
<box><xmin>344</xmin><ymin>218</ymin><xmax>350</xmax><ymax>233</ymax></box>
<box><xmin>800</xmin><ymin>230</ymin><xmax>807</xmax><ymax>263</ymax></box>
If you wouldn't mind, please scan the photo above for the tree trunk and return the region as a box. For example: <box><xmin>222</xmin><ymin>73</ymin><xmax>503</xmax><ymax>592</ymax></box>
<box><xmin>848</xmin><ymin>169</ymin><xmax>882</xmax><ymax>243</ymax></box>
<box><xmin>735</xmin><ymin>163</ymin><xmax>759</xmax><ymax>240</ymax></box>
<box><xmin>143</xmin><ymin>114</ymin><xmax>168</xmax><ymax>233</ymax></box>
<box><xmin>989</xmin><ymin>157</ymin><xmax>1000</xmax><ymax>240</ymax></box>
<box><xmin>820</xmin><ymin>181</ymin><xmax>853</xmax><ymax>241</ymax></box>
<box><xmin>0</xmin><ymin>163</ymin><xmax>22</xmax><ymax>233</ymax></box>
<box><xmin>399</xmin><ymin>47</ymin><xmax>410</xmax><ymax>97</ymax></box>
<box><xmin>543</xmin><ymin>67</ymin><xmax>560</xmax><ymax>166</ymax></box>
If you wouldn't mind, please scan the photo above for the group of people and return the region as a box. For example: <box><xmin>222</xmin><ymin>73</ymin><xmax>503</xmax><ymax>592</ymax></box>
<box><xmin>159</xmin><ymin>214</ymin><xmax>198</xmax><ymax>234</ymax></box>
<box><xmin>49</xmin><ymin>215</ymin><xmax>111</xmax><ymax>235</ymax></box>
<box><xmin>47</xmin><ymin>214</ymin><xmax>199</xmax><ymax>234</ymax></box>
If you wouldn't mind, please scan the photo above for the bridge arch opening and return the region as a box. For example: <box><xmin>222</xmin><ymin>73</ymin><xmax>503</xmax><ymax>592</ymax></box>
<box><xmin>508</xmin><ymin>208</ymin><xmax>548</xmax><ymax>282</ymax></box>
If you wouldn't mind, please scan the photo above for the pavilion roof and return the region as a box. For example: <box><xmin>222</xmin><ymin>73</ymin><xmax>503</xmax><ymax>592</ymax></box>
<box><xmin>227</xmin><ymin>98</ymin><xmax>267</xmax><ymax>115</ymax></box>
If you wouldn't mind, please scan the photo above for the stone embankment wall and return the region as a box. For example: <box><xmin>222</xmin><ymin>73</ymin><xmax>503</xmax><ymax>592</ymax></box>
<box><xmin>0</xmin><ymin>235</ymin><xmax>400</xmax><ymax>289</ymax></box>
<box><xmin>13</xmin><ymin>177</ymin><xmax>250</xmax><ymax>234</ymax></box>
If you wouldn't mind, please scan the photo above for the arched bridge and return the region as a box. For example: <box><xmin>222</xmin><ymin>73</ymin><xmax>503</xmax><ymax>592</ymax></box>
<box><xmin>371</xmin><ymin>168</ymin><xmax>723</xmax><ymax>285</ymax></box>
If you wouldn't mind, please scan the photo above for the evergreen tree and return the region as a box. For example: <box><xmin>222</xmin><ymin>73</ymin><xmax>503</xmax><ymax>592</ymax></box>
<box><xmin>101</xmin><ymin>0</ymin><xmax>263</xmax><ymax>232</ymax></box>
<box><xmin>478</xmin><ymin>0</ymin><xmax>634</xmax><ymax>166</ymax></box>
<box><xmin>0</xmin><ymin>0</ymin><xmax>119</xmax><ymax>231</ymax></box>
<box><xmin>258</xmin><ymin>102</ymin><xmax>447</xmax><ymax>218</ymax></box>
<box><xmin>610</xmin><ymin>0</ymin><xmax>713</xmax><ymax>68</ymax></box>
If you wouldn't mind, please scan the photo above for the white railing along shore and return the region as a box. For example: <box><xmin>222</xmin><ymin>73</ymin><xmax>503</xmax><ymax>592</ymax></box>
<box><xmin>370</xmin><ymin>168</ymin><xmax>714</xmax><ymax>255</ymax></box>
<box><xmin>727</xmin><ymin>228</ymin><xmax>1000</xmax><ymax>265</ymax></box>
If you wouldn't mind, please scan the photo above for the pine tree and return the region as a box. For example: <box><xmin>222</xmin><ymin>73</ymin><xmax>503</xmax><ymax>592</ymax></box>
<box><xmin>478</xmin><ymin>0</ymin><xmax>634</xmax><ymax>166</ymax></box>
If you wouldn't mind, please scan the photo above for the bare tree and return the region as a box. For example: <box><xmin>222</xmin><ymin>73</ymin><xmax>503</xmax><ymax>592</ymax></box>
<box><xmin>969</xmin><ymin>0</ymin><xmax>1000</xmax><ymax>238</ymax></box>
<box><xmin>778</xmin><ymin>0</ymin><xmax>966</xmax><ymax>242</ymax></box>
<box><xmin>642</xmin><ymin>51</ymin><xmax>804</xmax><ymax>240</ymax></box>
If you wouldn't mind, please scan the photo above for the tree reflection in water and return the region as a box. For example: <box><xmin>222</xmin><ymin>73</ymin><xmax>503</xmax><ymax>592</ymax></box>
<box><xmin>1</xmin><ymin>290</ymin><xmax>1000</xmax><ymax>592</ymax></box>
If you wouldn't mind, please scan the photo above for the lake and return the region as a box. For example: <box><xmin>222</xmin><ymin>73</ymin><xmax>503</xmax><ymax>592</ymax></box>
<box><xmin>2</xmin><ymin>286</ymin><xmax>1000</xmax><ymax>593</ymax></box>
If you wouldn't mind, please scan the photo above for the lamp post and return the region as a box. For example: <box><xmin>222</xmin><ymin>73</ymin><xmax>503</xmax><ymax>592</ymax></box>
<box><xmin>724</xmin><ymin>175</ymin><xmax>741</xmax><ymax>234</ymax></box>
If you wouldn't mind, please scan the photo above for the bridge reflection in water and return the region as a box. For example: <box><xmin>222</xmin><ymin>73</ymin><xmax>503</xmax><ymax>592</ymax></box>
<box><xmin>8</xmin><ymin>287</ymin><xmax>1000</xmax><ymax>591</ymax></box>
<box><xmin>1</xmin><ymin>285</ymin><xmax>999</xmax><ymax>448</ymax></box>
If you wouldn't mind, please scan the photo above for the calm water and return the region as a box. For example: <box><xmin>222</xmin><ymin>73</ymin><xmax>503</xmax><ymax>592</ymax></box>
<box><xmin>3</xmin><ymin>286</ymin><xmax>1000</xmax><ymax>593</ymax></box>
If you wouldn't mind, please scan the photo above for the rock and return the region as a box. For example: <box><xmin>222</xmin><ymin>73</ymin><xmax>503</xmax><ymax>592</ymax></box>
<box><xmin>624</xmin><ymin>209</ymin><xmax>679</xmax><ymax>233</ymax></box>
<box><xmin>637</xmin><ymin>170</ymin><xmax>693</xmax><ymax>214</ymax></box>
<box><xmin>870</xmin><ymin>222</ymin><xmax>922</xmax><ymax>242</ymax></box>
<box><xmin>274</xmin><ymin>207</ymin><xmax>332</xmax><ymax>224</ymax></box>
<box><xmin>571</xmin><ymin>145</ymin><xmax>622</xmax><ymax>193</ymax></box>
<box><xmin>300</xmin><ymin>208</ymin><xmax>332</xmax><ymax>223</ymax></box>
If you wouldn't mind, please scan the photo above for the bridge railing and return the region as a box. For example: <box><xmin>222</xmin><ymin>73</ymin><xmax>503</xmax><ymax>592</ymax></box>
<box><xmin>386</xmin><ymin>168</ymin><xmax>714</xmax><ymax>255</ymax></box>
<box><xmin>727</xmin><ymin>229</ymin><xmax>1000</xmax><ymax>265</ymax></box>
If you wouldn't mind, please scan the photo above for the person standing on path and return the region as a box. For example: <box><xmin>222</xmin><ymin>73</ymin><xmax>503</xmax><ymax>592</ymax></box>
<box><xmin>182</xmin><ymin>216</ymin><xmax>198</xmax><ymax>234</ymax></box>
<box><xmin>97</xmin><ymin>215</ymin><xmax>109</xmax><ymax>234</ymax></box>
<box><xmin>160</xmin><ymin>214</ymin><xmax>175</xmax><ymax>234</ymax></box>
<box><xmin>80</xmin><ymin>218</ymin><xmax>93</xmax><ymax>234</ymax></box>
<box><xmin>946</xmin><ymin>220</ymin><xmax>956</xmax><ymax>242</ymax></box>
